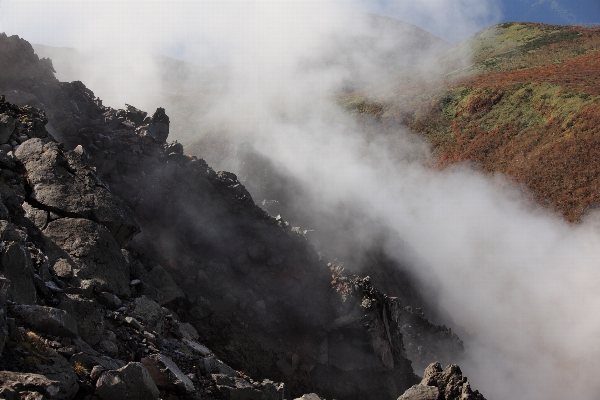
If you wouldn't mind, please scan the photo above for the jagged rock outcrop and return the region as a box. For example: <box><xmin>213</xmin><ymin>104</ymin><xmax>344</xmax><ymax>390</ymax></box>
<box><xmin>0</xmin><ymin>97</ymin><xmax>283</xmax><ymax>400</ymax></box>
<box><xmin>398</xmin><ymin>362</ymin><xmax>486</xmax><ymax>400</ymax></box>
<box><xmin>15</xmin><ymin>138</ymin><xmax>140</xmax><ymax>245</ymax></box>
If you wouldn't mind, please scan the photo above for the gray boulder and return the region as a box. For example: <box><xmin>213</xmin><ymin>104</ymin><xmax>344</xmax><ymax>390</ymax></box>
<box><xmin>52</xmin><ymin>258</ymin><xmax>73</xmax><ymax>279</ymax></box>
<box><xmin>42</xmin><ymin>218</ymin><xmax>130</xmax><ymax>296</ymax></box>
<box><xmin>0</xmin><ymin>371</ymin><xmax>60</xmax><ymax>399</ymax></box>
<box><xmin>397</xmin><ymin>385</ymin><xmax>440</xmax><ymax>400</ymax></box>
<box><xmin>15</xmin><ymin>139</ymin><xmax>140</xmax><ymax>245</ymax></box>
<box><xmin>128</xmin><ymin>296</ymin><xmax>166</xmax><ymax>335</ymax></box>
<box><xmin>141</xmin><ymin>353</ymin><xmax>194</xmax><ymax>393</ymax></box>
<box><xmin>95</xmin><ymin>362</ymin><xmax>160</xmax><ymax>400</ymax></box>
<box><xmin>10</xmin><ymin>305</ymin><xmax>78</xmax><ymax>338</ymax></box>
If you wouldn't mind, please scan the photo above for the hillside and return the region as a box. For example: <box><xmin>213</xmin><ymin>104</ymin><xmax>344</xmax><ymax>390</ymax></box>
<box><xmin>341</xmin><ymin>22</ymin><xmax>600</xmax><ymax>221</ymax></box>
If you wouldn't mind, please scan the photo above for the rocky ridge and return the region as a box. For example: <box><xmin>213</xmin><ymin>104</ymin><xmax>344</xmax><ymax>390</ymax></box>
<box><xmin>0</xmin><ymin>32</ymin><xmax>486</xmax><ymax>399</ymax></box>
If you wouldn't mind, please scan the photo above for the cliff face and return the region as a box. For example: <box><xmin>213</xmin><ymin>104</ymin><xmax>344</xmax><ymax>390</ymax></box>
<box><xmin>0</xmin><ymin>33</ymin><xmax>483</xmax><ymax>400</ymax></box>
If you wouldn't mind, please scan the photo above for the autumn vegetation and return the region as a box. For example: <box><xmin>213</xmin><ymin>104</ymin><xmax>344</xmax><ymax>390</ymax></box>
<box><xmin>340</xmin><ymin>22</ymin><xmax>600</xmax><ymax>222</ymax></box>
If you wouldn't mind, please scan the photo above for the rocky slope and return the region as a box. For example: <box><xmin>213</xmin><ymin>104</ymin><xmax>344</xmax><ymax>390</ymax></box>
<box><xmin>0</xmin><ymin>32</ymin><xmax>484</xmax><ymax>399</ymax></box>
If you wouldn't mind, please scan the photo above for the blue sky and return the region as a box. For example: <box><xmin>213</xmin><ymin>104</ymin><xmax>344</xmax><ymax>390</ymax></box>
<box><xmin>500</xmin><ymin>0</ymin><xmax>600</xmax><ymax>25</ymax></box>
<box><xmin>366</xmin><ymin>0</ymin><xmax>600</xmax><ymax>43</ymax></box>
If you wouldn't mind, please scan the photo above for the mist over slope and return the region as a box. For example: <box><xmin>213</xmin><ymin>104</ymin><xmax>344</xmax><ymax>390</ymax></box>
<box><xmin>346</xmin><ymin>22</ymin><xmax>600</xmax><ymax>221</ymax></box>
<box><xmin>0</xmin><ymin>31</ymin><xmax>477</xmax><ymax>400</ymax></box>
<box><xmin>3</xmin><ymin>2</ymin><xmax>600</xmax><ymax>399</ymax></box>
<box><xmin>31</xmin><ymin>13</ymin><xmax>451</xmax><ymax>148</ymax></box>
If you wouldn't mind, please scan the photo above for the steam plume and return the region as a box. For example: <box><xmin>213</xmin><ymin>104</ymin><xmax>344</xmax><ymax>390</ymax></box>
<box><xmin>2</xmin><ymin>1</ymin><xmax>600</xmax><ymax>399</ymax></box>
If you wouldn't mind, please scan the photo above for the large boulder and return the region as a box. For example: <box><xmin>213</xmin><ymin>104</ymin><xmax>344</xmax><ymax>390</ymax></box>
<box><xmin>397</xmin><ymin>385</ymin><xmax>440</xmax><ymax>400</ymax></box>
<box><xmin>10</xmin><ymin>305</ymin><xmax>78</xmax><ymax>338</ymax></box>
<box><xmin>15</xmin><ymin>138</ymin><xmax>140</xmax><ymax>246</ymax></box>
<box><xmin>95</xmin><ymin>362</ymin><xmax>160</xmax><ymax>400</ymax></box>
<box><xmin>0</xmin><ymin>371</ymin><xmax>60</xmax><ymax>399</ymax></box>
<box><xmin>140</xmin><ymin>353</ymin><xmax>194</xmax><ymax>393</ymax></box>
<box><xmin>41</xmin><ymin>218</ymin><xmax>130</xmax><ymax>296</ymax></box>
<box><xmin>127</xmin><ymin>296</ymin><xmax>166</xmax><ymax>335</ymax></box>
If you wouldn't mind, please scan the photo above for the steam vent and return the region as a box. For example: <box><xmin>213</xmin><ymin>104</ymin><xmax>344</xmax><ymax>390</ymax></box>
<box><xmin>0</xmin><ymin>28</ymin><xmax>491</xmax><ymax>400</ymax></box>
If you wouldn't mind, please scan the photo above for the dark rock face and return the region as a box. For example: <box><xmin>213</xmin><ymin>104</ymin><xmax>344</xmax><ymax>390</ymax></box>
<box><xmin>0</xmin><ymin>33</ymin><xmax>488</xmax><ymax>400</ymax></box>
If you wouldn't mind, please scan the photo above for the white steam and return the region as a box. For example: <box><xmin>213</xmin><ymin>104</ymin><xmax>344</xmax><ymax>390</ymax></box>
<box><xmin>2</xmin><ymin>1</ymin><xmax>600</xmax><ymax>399</ymax></box>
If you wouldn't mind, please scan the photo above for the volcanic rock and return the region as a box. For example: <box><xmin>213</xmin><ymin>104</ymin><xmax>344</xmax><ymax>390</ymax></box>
<box><xmin>95</xmin><ymin>362</ymin><xmax>160</xmax><ymax>400</ymax></box>
<box><xmin>9</xmin><ymin>305</ymin><xmax>78</xmax><ymax>338</ymax></box>
<box><xmin>136</xmin><ymin>108</ymin><xmax>169</xmax><ymax>143</ymax></box>
<box><xmin>41</xmin><ymin>217</ymin><xmax>130</xmax><ymax>296</ymax></box>
<box><xmin>0</xmin><ymin>371</ymin><xmax>60</xmax><ymax>399</ymax></box>
<box><xmin>127</xmin><ymin>295</ymin><xmax>166</xmax><ymax>335</ymax></box>
<box><xmin>15</xmin><ymin>138</ymin><xmax>140</xmax><ymax>245</ymax></box>
<box><xmin>141</xmin><ymin>353</ymin><xmax>195</xmax><ymax>393</ymax></box>
<box><xmin>398</xmin><ymin>362</ymin><xmax>486</xmax><ymax>400</ymax></box>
